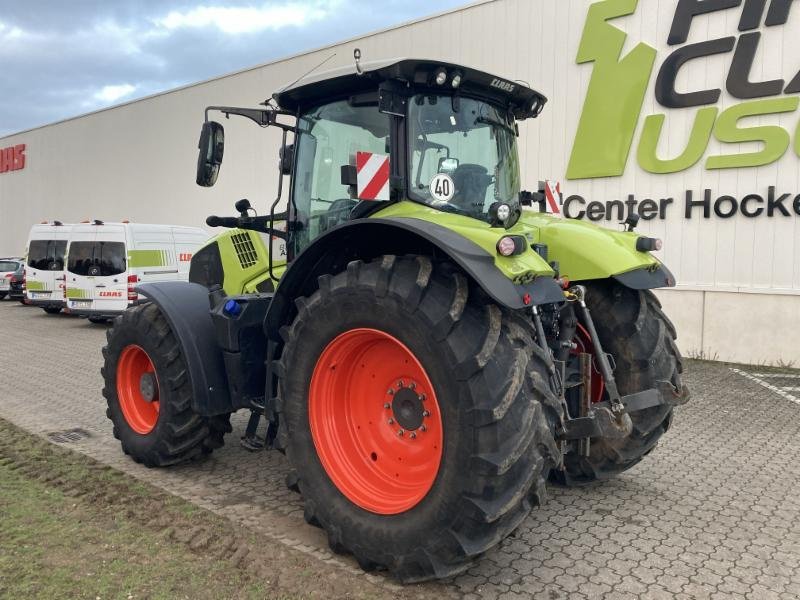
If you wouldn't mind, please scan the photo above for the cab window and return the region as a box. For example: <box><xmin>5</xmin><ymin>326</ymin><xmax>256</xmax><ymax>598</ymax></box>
<box><xmin>291</xmin><ymin>100</ymin><xmax>389</xmax><ymax>255</ymax></box>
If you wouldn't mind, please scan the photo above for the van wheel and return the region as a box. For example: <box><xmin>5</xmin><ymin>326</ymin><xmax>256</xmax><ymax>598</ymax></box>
<box><xmin>43</xmin><ymin>306</ymin><xmax>62</xmax><ymax>314</ymax></box>
<box><xmin>101</xmin><ymin>302</ymin><xmax>231</xmax><ymax>467</ymax></box>
<box><xmin>0</xmin><ymin>292</ymin><xmax>7</xmax><ymax>300</ymax></box>
<box><xmin>88</xmin><ymin>316</ymin><xmax>108</xmax><ymax>324</ymax></box>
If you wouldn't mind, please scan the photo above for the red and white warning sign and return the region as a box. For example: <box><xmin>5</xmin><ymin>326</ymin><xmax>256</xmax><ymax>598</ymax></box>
<box><xmin>544</xmin><ymin>180</ymin><xmax>563</xmax><ymax>217</ymax></box>
<box><xmin>356</xmin><ymin>152</ymin><xmax>390</xmax><ymax>201</ymax></box>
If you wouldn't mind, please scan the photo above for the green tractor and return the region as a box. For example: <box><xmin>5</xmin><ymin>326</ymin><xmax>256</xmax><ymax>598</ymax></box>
<box><xmin>101</xmin><ymin>56</ymin><xmax>689</xmax><ymax>582</ymax></box>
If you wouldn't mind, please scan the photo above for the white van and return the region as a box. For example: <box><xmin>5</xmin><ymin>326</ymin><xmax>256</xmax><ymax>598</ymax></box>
<box><xmin>24</xmin><ymin>222</ymin><xmax>74</xmax><ymax>314</ymax></box>
<box><xmin>64</xmin><ymin>221</ymin><xmax>209</xmax><ymax>322</ymax></box>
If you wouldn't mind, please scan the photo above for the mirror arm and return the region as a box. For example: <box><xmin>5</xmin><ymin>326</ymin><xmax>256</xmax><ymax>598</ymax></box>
<box><xmin>204</xmin><ymin>106</ymin><xmax>296</xmax><ymax>132</ymax></box>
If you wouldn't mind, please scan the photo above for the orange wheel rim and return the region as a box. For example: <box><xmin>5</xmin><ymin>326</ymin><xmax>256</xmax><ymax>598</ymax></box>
<box><xmin>116</xmin><ymin>344</ymin><xmax>160</xmax><ymax>434</ymax></box>
<box><xmin>572</xmin><ymin>324</ymin><xmax>605</xmax><ymax>403</ymax></box>
<box><xmin>309</xmin><ymin>328</ymin><xmax>443</xmax><ymax>515</ymax></box>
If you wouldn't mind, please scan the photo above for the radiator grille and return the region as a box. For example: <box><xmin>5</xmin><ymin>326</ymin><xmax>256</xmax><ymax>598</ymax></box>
<box><xmin>231</xmin><ymin>232</ymin><xmax>258</xmax><ymax>269</ymax></box>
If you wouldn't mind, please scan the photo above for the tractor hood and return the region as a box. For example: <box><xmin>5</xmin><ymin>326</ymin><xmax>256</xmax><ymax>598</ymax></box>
<box><xmin>518</xmin><ymin>211</ymin><xmax>663</xmax><ymax>282</ymax></box>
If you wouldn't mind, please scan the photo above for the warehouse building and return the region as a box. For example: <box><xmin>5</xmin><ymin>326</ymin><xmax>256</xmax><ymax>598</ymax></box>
<box><xmin>1</xmin><ymin>0</ymin><xmax>798</xmax><ymax>365</ymax></box>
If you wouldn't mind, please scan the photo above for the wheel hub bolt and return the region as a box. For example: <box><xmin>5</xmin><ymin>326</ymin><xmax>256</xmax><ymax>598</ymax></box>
<box><xmin>419</xmin><ymin>394</ymin><xmax>426</xmax><ymax>402</ymax></box>
<box><xmin>420</xmin><ymin>424</ymin><xmax>427</xmax><ymax>432</ymax></box>
<box><xmin>410</xmin><ymin>432</ymin><xmax>417</xmax><ymax>439</ymax></box>
<box><xmin>388</xmin><ymin>418</ymin><xmax>394</xmax><ymax>425</ymax></box>
<box><xmin>422</xmin><ymin>410</ymin><xmax>430</xmax><ymax>417</ymax></box>
<box><xmin>384</xmin><ymin>403</ymin><xmax>391</xmax><ymax>409</ymax></box>
<box><xmin>409</xmin><ymin>382</ymin><xmax>416</xmax><ymax>390</ymax></box>
<box><xmin>398</xmin><ymin>429</ymin><xmax>405</xmax><ymax>436</ymax></box>
<box><xmin>387</xmin><ymin>388</ymin><xmax>395</xmax><ymax>395</ymax></box>
<box><xmin>397</xmin><ymin>380</ymin><xmax>404</xmax><ymax>388</ymax></box>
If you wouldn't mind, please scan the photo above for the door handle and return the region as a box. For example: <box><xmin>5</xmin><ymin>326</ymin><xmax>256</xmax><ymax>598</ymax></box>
<box><xmin>96</xmin><ymin>284</ymin><xmax>106</xmax><ymax>288</ymax></box>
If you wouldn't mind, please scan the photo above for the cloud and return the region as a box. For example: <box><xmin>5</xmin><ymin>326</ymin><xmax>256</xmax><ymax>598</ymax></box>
<box><xmin>0</xmin><ymin>21</ymin><xmax>25</xmax><ymax>40</ymax></box>
<box><xmin>93</xmin><ymin>84</ymin><xmax>137</xmax><ymax>104</ymax></box>
<box><xmin>0</xmin><ymin>0</ymin><xmax>469</xmax><ymax>137</ymax></box>
<box><xmin>156</xmin><ymin>3</ymin><xmax>333</xmax><ymax>34</ymax></box>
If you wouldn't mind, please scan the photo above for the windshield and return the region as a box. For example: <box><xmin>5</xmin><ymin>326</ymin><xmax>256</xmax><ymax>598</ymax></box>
<box><xmin>28</xmin><ymin>239</ymin><xmax>67</xmax><ymax>271</ymax></box>
<box><xmin>408</xmin><ymin>95</ymin><xmax>521</xmax><ymax>223</ymax></box>
<box><xmin>67</xmin><ymin>242</ymin><xmax>126</xmax><ymax>276</ymax></box>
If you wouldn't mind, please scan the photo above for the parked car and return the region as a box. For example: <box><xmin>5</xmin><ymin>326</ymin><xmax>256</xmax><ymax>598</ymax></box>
<box><xmin>0</xmin><ymin>258</ymin><xmax>24</xmax><ymax>301</ymax></box>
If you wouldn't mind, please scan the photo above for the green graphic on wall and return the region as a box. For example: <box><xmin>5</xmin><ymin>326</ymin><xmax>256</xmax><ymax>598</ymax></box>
<box><xmin>566</xmin><ymin>0</ymin><xmax>656</xmax><ymax>180</ymax></box>
<box><xmin>568</xmin><ymin>0</ymin><xmax>800</xmax><ymax>180</ymax></box>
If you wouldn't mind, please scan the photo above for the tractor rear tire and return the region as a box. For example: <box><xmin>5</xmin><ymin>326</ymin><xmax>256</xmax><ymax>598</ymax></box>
<box><xmin>101</xmin><ymin>302</ymin><xmax>231</xmax><ymax>467</ymax></box>
<box><xmin>276</xmin><ymin>256</ymin><xmax>561</xmax><ymax>582</ymax></box>
<box><xmin>555</xmin><ymin>280</ymin><xmax>684</xmax><ymax>485</ymax></box>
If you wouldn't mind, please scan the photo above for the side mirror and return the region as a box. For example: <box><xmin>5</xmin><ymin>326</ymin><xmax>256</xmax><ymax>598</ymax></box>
<box><xmin>196</xmin><ymin>121</ymin><xmax>225</xmax><ymax>187</ymax></box>
<box><xmin>280</xmin><ymin>143</ymin><xmax>294</xmax><ymax>176</ymax></box>
<box><xmin>439</xmin><ymin>157</ymin><xmax>459</xmax><ymax>173</ymax></box>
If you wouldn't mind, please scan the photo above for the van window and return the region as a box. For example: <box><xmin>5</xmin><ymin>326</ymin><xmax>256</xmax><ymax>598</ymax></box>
<box><xmin>68</xmin><ymin>241</ymin><xmax>126</xmax><ymax>276</ymax></box>
<box><xmin>28</xmin><ymin>239</ymin><xmax>67</xmax><ymax>271</ymax></box>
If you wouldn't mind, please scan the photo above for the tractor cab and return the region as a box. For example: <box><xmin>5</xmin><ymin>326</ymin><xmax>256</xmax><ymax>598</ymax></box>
<box><xmin>196</xmin><ymin>58</ymin><xmax>547</xmax><ymax>262</ymax></box>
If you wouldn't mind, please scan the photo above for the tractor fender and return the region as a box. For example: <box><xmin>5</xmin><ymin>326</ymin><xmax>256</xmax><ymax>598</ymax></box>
<box><xmin>136</xmin><ymin>281</ymin><xmax>233</xmax><ymax>416</ymax></box>
<box><xmin>265</xmin><ymin>217</ymin><xmax>565</xmax><ymax>339</ymax></box>
<box><xmin>612</xmin><ymin>264</ymin><xmax>676</xmax><ymax>290</ymax></box>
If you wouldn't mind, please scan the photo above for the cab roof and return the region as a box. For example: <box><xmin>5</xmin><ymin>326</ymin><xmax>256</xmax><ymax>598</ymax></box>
<box><xmin>273</xmin><ymin>58</ymin><xmax>547</xmax><ymax>120</ymax></box>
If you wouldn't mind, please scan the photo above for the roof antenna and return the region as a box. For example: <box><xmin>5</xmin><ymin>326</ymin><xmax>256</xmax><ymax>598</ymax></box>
<box><xmin>273</xmin><ymin>52</ymin><xmax>337</xmax><ymax>101</ymax></box>
<box><xmin>354</xmin><ymin>48</ymin><xmax>364</xmax><ymax>76</ymax></box>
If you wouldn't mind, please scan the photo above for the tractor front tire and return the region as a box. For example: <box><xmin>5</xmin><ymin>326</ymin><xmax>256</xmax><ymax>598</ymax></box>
<box><xmin>556</xmin><ymin>280</ymin><xmax>684</xmax><ymax>485</ymax></box>
<box><xmin>276</xmin><ymin>256</ymin><xmax>560</xmax><ymax>582</ymax></box>
<box><xmin>101</xmin><ymin>302</ymin><xmax>231</xmax><ymax>467</ymax></box>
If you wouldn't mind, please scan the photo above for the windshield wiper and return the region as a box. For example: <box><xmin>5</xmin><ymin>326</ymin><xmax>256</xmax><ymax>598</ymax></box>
<box><xmin>475</xmin><ymin>116</ymin><xmax>516</xmax><ymax>136</ymax></box>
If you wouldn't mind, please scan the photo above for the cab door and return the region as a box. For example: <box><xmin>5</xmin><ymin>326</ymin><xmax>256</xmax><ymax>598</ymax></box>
<box><xmin>66</xmin><ymin>229</ymin><xmax>98</xmax><ymax>311</ymax></box>
<box><xmin>27</xmin><ymin>236</ymin><xmax>68</xmax><ymax>301</ymax></box>
<box><xmin>92</xmin><ymin>227</ymin><xmax>128</xmax><ymax>313</ymax></box>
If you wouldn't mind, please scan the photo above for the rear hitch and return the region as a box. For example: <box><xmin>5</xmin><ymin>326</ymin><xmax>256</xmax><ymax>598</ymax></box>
<box><xmin>558</xmin><ymin>405</ymin><xmax>632</xmax><ymax>442</ymax></box>
<box><xmin>558</xmin><ymin>351</ymin><xmax>632</xmax><ymax>449</ymax></box>
<box><xmin>566</xmin><ymin>285</ymin><xmax>626</xmax><ymax>415</ymax></box>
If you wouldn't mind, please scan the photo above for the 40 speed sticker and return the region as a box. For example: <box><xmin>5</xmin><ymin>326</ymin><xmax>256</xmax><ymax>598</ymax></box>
<box><xmin>429</xmin><ymin>173</ymin><xmax>455</xmax><ymax>202</ymax></box>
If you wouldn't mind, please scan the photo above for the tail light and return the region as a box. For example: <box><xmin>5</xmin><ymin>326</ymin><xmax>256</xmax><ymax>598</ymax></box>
<box><xmin>128</xmin><ymin>274</ymin><xmax>139</xmax><ymax>302</ymax></box>
<box><xmin>22</xmin><ymin>269</ymin><xmax>26</xmax><ymax>290</ymax></box>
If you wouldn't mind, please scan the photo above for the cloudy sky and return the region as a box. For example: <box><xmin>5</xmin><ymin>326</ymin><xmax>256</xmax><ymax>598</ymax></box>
<box><xmin>0</xmin><ymin>0</ymin><xmax>467</xmax><ymax>137</ymax></box>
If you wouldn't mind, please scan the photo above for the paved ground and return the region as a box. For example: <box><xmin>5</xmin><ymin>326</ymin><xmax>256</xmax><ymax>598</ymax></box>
<box><xmin>1</xmin><ymin>299</ymin><xmax>799</xmax><ymax>599</ymax></box>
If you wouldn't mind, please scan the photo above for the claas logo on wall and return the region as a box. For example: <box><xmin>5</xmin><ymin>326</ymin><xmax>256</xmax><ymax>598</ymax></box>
<box><xmin>568</xmin><ymin>0</ymin><xmax>800</xmax><ymax>179</ymax></box>
<box><xmin>0</xmin><ymin>144</ymin><xmax>26</xmax><ymax>174</ymax></box>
